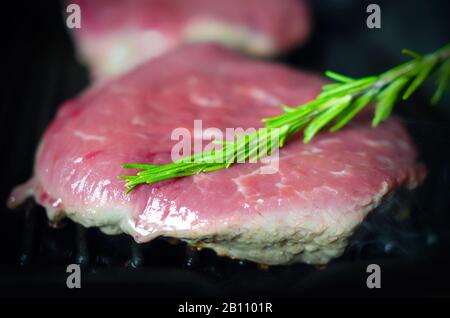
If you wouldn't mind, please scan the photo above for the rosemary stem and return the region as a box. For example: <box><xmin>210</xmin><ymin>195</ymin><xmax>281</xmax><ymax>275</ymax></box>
<box><xmin>119</xmin><ymin>44</ymin><xmax>450</xmax><ymax>191</ymax></box>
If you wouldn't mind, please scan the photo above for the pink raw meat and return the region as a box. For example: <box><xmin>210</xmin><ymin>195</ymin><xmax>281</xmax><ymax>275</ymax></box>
<box><xmin>9</xmin><ymin>44</ymin><xmax>426</xmax><ymax>265</ymax></box>
<box><xmin>69</xmin><ymin>0</ymin><xmax>311</xmax><ymax>79</ymax></box>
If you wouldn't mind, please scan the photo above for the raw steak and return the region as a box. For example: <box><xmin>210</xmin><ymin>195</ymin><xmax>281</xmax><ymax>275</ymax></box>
<box><xmin>69</xmin><ymin>0</ymin><xmax>311</xmax><ymax>79</ymax></box>
<box><xmin>9</xmin><ymin>44</ymin><xmax>426</xmax><ymax>265</ymax></box>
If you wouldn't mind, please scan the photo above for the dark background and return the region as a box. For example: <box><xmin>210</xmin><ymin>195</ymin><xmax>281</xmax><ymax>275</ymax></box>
<box><xmin>0</xmin><ymin>0</ymin><xmax>449</xmax><ymax>298</ymax></box>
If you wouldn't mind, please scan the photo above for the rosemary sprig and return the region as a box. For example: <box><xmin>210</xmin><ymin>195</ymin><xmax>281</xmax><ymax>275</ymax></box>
<box><xmin>120</xmin><ymin>44</ymin><xmax>450</xmax><ymax>192</ymax></box>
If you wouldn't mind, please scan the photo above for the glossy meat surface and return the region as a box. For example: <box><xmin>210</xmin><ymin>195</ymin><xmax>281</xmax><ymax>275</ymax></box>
<box><xmin>9</xmin><ymin>45</ymin><xmax>426</xmax><ymax>264</ymax></box>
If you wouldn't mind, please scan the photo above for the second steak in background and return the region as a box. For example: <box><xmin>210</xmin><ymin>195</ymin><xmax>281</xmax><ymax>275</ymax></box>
<box><xmin>69</xmin><ymin>0</ymin><xmax>311</xmax><ymax>79</ymax></box>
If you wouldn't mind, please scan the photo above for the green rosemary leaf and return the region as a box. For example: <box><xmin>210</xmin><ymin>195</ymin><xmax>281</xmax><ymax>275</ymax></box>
<box><xmin>317</xmin><ymin>76</ymin><xmax>377</xmax><ymax>100</ymax></box>
<box><xmin>263</xmin><ymin>100</ymin><xmax>320</xmax><ymax>127</ymax></box>
<box><xmin>431</xmin><ymin>59</ymin><xmax>450</xmax><ymax>105</ymax></box>
<box><xmin>329</xmin><ymin>89</ymin><xmax>378</xmax><ymax>132</ymax></box>
<box><xmin>373</xmin><ymin>77</ymin><xmax>410</xmax><ymax>127</ymax></box>
<box><xmin>403</xmin><ymin>56</ymin><xmax>439</xmax><ymax>100</ymax></box>
<box><xmin>322</xmin><ymin>83</ymin><xmax>342</xmax><ymax>91</ymax></box>
<box><xmin>325</xmin><ymin>70</ymin><xmax>354</xmax><ymax>83</ymax></box>
<box><xmin>402</xmin><ymin>49</ymin><xmax>422</xmax><ymax>59</ymax></box>
<box><xmin>122</xmin><ymin>163</ymin><xmax>159</xmax><ymax>169</ymax></box>
<box><xmin>200</xmin><ymin>163</ymin><xmax>227</xmax><ymax>173</ymax></box>
<box><xmin>281</xmin><ymin>104</ymin><xmax>295</xmax><ymax>112</ymax></box>
<box><xmin>303</xmin><ymin>96</ymin><xmax>352</xmax><ymax>143</ymax></box>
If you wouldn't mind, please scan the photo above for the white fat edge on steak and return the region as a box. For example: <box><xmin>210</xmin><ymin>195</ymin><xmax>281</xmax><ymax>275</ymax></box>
<box><xmin>10</xmin><ymin>176</ymin><xmax>397</xmax><ymax>265</ymax></box>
